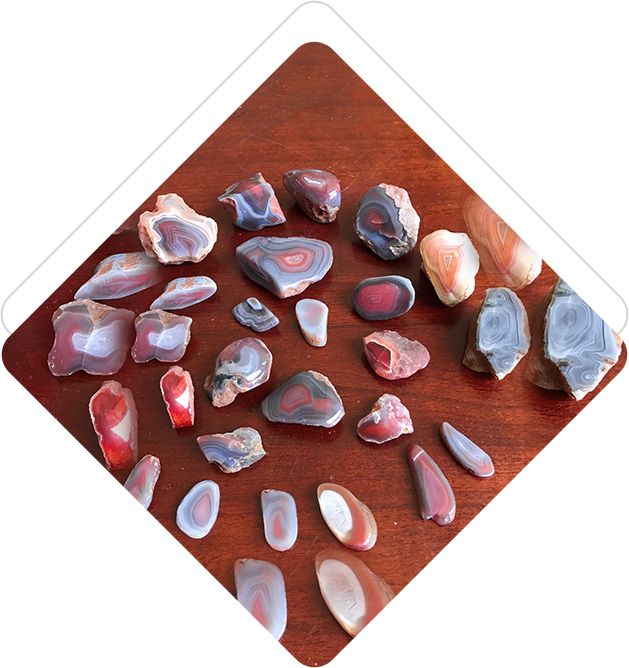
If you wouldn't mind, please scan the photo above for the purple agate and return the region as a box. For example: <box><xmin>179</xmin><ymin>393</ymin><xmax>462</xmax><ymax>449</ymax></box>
<box><xmin>131</xmin><ymin>309</ymin><xmax>192</xmax><ymax>363</ymax></box>
<box><xmin>218</xmin><ymin>172</ymin><xmax>286</xmax><ymax>231</ymax></box>
<box><xmin>283</xmin><ymin>168</ymin><xmax>341</xmax><ymax>223</ymax></box>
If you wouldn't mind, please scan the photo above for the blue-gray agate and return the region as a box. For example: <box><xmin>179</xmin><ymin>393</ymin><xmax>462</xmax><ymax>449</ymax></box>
<box><xmin>197</xmin><ymin>427</ymin><xmax>266</xmax><ymax>473</ymax></box>
<box><xmin>232</xmin><ymin>297</ymin><xmax>279</xmax><ymax>332</ymax></box>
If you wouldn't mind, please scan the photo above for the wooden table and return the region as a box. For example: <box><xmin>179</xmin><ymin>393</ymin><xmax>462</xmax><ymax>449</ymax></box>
<box><xmin>3</xmin><ymin>43</ymin><xmax>625</xmax><ymax>666</ymax></box>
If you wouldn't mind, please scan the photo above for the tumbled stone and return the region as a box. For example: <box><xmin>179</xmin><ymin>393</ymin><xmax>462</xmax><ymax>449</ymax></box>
<box><xmin>232</xmin><ymin>297</ymin><xmax>279</xmax><ymax>333</ymax></box>
<box><xmin>150</xmin><ymin>276</ymin><xmax>217</xmax><ymax>310</ymax></box>
<box><xmin>197</xmin><ymin>427</ymin><xmax>266</xmax><ymax>473</ymax></box>
<box><xmin>176</xmin><ymin>480</ymin><xmax>220</xmax><ymax>539</ymax></box>
<box><xmin>352</xmin><ymin>275</ymin><xmax>415</xmax><ymax>320</ymax></box>
<box><xmin>317</xmin><ymin>483</ymin><xmax>377</xmax><ymax>551</ymax></box>
<box><xmin>363</xmin><ymin>330</ymin><xmax>430</xmax><ymax>380</ymax></box>
<box><xmin>261</xmin><ymin>489</ymin><xmax>298</xmax><ymax>552</ymax></box>
<box><xmin>440</xmin><ymin>422</ymin><xmax>494</xmax><ymax>478</ymax></box>
<box><xmin>131</xmin><ymin>309</ymin><xmax>192</xmax><ymax>363</ymax></box>
<box><xmin>407</xmin><ymin>444</ymin><xmax>456</xmax><ymax>526</ymax></box>
<box><xmin>159</xmin><ymin>365</ymin><xmax>194</xmax><ymax>429</ymax></box>
<box><xmin>295</xmin><ymin>298</ymin><xmax>328</xmax><ymax>347</ymax></box>
<box><xmin>283</xmin><ymin>168</ymin><xmax>341</xmax><ymax>223</ymax></box>
<box><xmin>356</xmin><ymin>394</ymin><xmax>413</xmax><ymax>444</ymax></box>
<box><xmin>218</xmin><ymin>172</ymin><xmax>285</xmax><ymax>231</ymax></box>
<box><xmin>123</xmin><ymin>454</ymin><xmax>161</xmax><ymax>509</ymax></box>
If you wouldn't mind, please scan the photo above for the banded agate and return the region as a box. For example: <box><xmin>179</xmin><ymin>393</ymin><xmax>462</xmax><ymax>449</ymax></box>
<box><xmin>283</xmin><ymin>168</ymin><xmax>341</xmax><ymax>223</ymax></box>
<box><xmin>440</xmin><ymin>422</ymin><xmax>494</xmax><ymax>478</ymax></box>
<box><xmin>131</xmin><ymin>309</ymin><xmax>192</xmax><ymax>363</ymax></box>
<box><xmin>295</xmin><ymin>298</ymin><xmax>328</xmax><ymax>347</ymax></box>
<box><xmin>407</xmin><ymin>444</ymin><xmax>456</xmax><ymax>526</ymax></box>
<box><xmin>232</xmin><ymin>297</ymin><xmax>279</xmax><ymax>332</ymax></box>
<box><xmin>197</xmin><ymin>427</ymin><xmax>266</xmax><ymax>473</ymax></box>
<box><xmin>159</xmin><ymin>366</ymin><xmax>194</xmax><ymax>429</ymax></box>
<box><xmin>357</xmin><ymin>394</ymin><xmax>413</xmax><ymax>444</ymax></box>
<box><xmin>261</xmin><ymin>489</ymin><xmax>298</xmax><ymax>552</ymax></box>
<box><xmin>218</xmin><ymin>172</ymin><xmax>286</xmax><ymax>231</ymax></box>
<box><xmin>352</xmin><ymin>275</ymin><xmax>415</xmax><ymax>320</ymax></box>
<box><xmin>176</xmin><ymin>480</ymin><xmax>220</xmax><ymax>539</ymax></box>
<box><xmin>317</xmin><ymin>483</ymin><xmax>377</xmax><ymax>551</ymax></box>
<box><xmin>363</xmin><ymin>330</ymin><xmax>430</xmax><ymax>380</ymax></box>
<box><xmin>123</xmin><ymin>454</ymin><xmax>161</xmax><ymax>508</ymax></box>
<box><xmin>150</xmin><ymin>276</ymin><xmax>217</xmax><ymax>310</ymax></box>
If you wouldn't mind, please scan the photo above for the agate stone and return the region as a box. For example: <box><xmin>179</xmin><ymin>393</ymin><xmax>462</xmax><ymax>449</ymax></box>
<box><xmin>363</xmin><ymin>330</ymin><xmax>430</xmax><ymax>380</ymax></box>
<box><xmin>218</xmin><ymin>172</ymin><xmax>286</xmax><ymax>231</ymax></box>
<box><xmin>295</xmin><ymin>298</ymin><xmax>328</xmax><ymax>347</ymax></box>
<box><xmin>160</xmin><ymin>365</ymin><xmax>194</xmax><ymax>429</ymax></box>
<box><xmin>261</xmin><ymin>489</ymin><xmax>298</xmax><ymax>552</ymax></box>
<box><xmin>176</xmin><ymin>480</ymin><xmax>220</xmax><ymax>539</ymax></box>
<box><xmin>407</xmin><ymin>444</ymin><xmax>456</xmax><ymax>526</ymax></box>
<box><xmin>150</xmin><ymin>276</ymin><xmax>217</xmax><ymax>310</ymax></box>
<box><xmin>440</xmin><ymin>422</ymin><xmax>494</xmax><ymax>478</ymax></box>
<box><xmin>283</xmin><ymin>168</ymin><xmax>341</xmax><ymax>223</ymax></box>
<box><xmin>356</xmin><ymin>394</ymin><xmax>413</xmax><ymax>444</ymax></box>
<box><xmin>197</xmin><ymin>427</ymin><xmax>266</xmax><ymax>473</ymax></box>
<box><xmin>232</xmin><ymin>297</ymin><xmax>279</xmax><ymax>332</ymax></box>
<box><xmin>352</xmin><ymin>275</ymin><xmax>415</xmax><ymax>320</ymax></box>
<box><xmin>123</xmin><ymin>454</ymin><xmax>161</xmax><ymax>509</ymax></box>
<box><xmin>317</xmin><ymin>483</ymin><xmax>377</xmax><ymax>551</ymax></box>
<box><xmin>131</xmin><ymin>309</ymin><xmax>192</xmax><ymax>363</ymax></box>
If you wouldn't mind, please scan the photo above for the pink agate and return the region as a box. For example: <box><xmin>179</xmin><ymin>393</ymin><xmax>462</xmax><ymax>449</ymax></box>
<box><xmin>363</xmin><ymin>330</ymin><xmax>429</xmax><ymax>380</ymax></box>
<box><xmin>160</xmin><ymin>366</ymin><xmax>194</xmax><ymax>428</ymax></box>
<box><xmin>357</xmin><ymin>394</ymin><xmax>413</xmax><ymax>444</ymax></box>
<box><xmin>317</xmin><ymin>483</ymin><xmax>377</xmax><ymax>551</ymax></box>
<box><xmin>407</xmin><ymin>444</ymin><xmax>456</xmax><ymax>526</ymax></box>
<box><xmin>131</xmin><ymin>309</ymin><xmax>192</xmax><ymax>363</ymax></box>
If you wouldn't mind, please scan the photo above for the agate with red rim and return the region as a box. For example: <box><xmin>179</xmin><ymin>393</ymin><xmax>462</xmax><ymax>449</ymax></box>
<box><xmin>317</xmin><ymin>483</ymin><xmax>377</xmax><ymax>551</ymax></box>
<box><xmin>407</xmin><ymin>443</ymin><xmax>456</xmax><ymax>526</ymax></box>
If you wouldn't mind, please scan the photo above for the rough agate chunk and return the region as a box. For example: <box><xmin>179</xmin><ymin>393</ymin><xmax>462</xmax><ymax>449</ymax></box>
<box><xmin>197</xmin><ymin>427</ymin><xmax>266</xmax><ymax>473</ymax></box>
<box><xmin>138</xmin><ymin>193</ymin><xmax>218</xmax><ymax>264</ymax></box>
<box><xmin>355</xmin><ymin>183</ymin><xmax>420</xmax><ymax>260</ymax></box>
<box><xmin>74</xmin><ymin>251</ymin><xmax>163</xmax><ymax>300</ymax></box>
<box><xmin>463</xmin><ymin>194</ymin><xmax>541</xmax><ymax>289</ymax></box>
<box><xmin>176</xmin><ymin>480</ymin><xmax>220</xmax><ymax>539</ymax></box>
<box><xmin>218</xmin><ymin>172</ymin><xmax>286</xmax><ymax>231</ymax></box>
<box><xmin>283</xmin><ymin>168</ymin><xmax>341</xmax><ymax>223</ymax></box>
<box><xmin>89</xmin><ymin>380</ymin><xmax>138</xmax><ymax>471</ymax></box>
<box><xmin>407</xmin><ymin>444</ymin><xmax>456</xmax><ymax>526</ymax></box>
<box><xmin>315</xmin><ymin>549</ymin><xmax>394</xmax><ymax>638</ymax></box>
<box><xmin>262</xmin><ymin>370</ymin><xmax>345</xmax><ymax>428</ymax></box>
<box><xmin>440</xmin><ymin>422</ymin><xmax>494</xmax><ymax>478</ymax></box>
<box><xmin>236</xmin><ymin>236</ymin><xmax>333</xmax><ymax>298</ymax></box>
<box><xmin>463</xmin><ymin>287</ymin><xmax>530</xmax><ymax>379</ymax></box>
<box><xmin>160</xmin><ymin>366</ymin><xmax>194</xmax><ymax>429</ymax></box>
<box><xmin>232</xmin><ymin>297</ymin><xmax>279</xmax><ymax>332</ymax></box>
<box><xmin>150</xmin><ymin>276</ymin><xmax>217</xmax><ymax>310</ymax></box>
<box><xmin>261</xmin><ymin>489</ymin><xmax>298</xmax><ymax>552</ymax></box>
<box><xmin>295</xmin><ymin>298</ymin><xmax>328</xmax><ymax>347</ymax></box>
<box><xmin>317</xmin><ymin>483</ymin><xmax>377</xmax><ymax>551</ymax></box>
<box><xmin>363</xmin><ymin>330</ymin><xmax>430</xmax><ymax>380</ymax></box>
<box><xmin>48</xmin><ymin>300</ymin><xmax>134</xmax><ymax>376</ymax></box>
<box><xmin>123</xmin><ymin>454</ymin><xmax>161</xmax><ymax>508</ymax></box>
<box><xmin>352</xmin><ymin>275</ymin><xmax>415</xmax><ymax>320</ymax></box>
<box><xmin>420</xmin><ymin>230</ymin><xmax>480</xmax><ymax>306</ymax></box>
<box><xmin>234</xmin><ymin>559</ymin><xmax>287</xmax><ymax>641</ymax></box>
<box><xmin>131</xmin><ymin>309</ymin><xmax>192</xmax><ymax>363</ymax></box>
<box><xmin>204</xmin><ymin>337</ymin><xmax>272</xmax><ymax>408</ymax></box>
<box><xmin>356</xmin><ymin>394</ymin><xmax>413</xmax><ymax>444</ymax></box>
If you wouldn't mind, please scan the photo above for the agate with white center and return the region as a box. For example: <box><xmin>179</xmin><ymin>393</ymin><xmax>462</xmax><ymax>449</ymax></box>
<box><xmin>363</xmin><ymin>330</ymin><xmax>430</xmax><ymax>380</ymax></box>
<box><xmin>295</xmin><ymin>298</ymin><xmax>328</xmax><ymax>347</ymax></box>
<box><xmin>150</xmin><ymin>276</ymin><xmax>217</xmax><ymax>310</ymax></box>
<box><xmin>131</xmin><ymin>309</ymin><xmax>192</xmax><ymax>363</ymax></box>
<box><xmin>219</xmin><ymin>172</ymin><xmax>286</xmax><ymax>231</ymax></box>
<box><xmin>356</xmin><ymin>394</ymin><xmax>413</xmax><ymax>444</ymax></box>
<box><xmin>317</xmin><ymin>483</ymin><xmax>377</xmax><ymax>550</ymax></box>
<box><xmin>197</xmin><ymin>427</ymin><xmax>266</xmax><ymax>473</ymax></box>
<box><xmin>123</xmin><ymin>454</ymin><xmax>161</xmax><ymax>508</ymax></box>
<box><xmin>440</xmin><ymin>422</ymin><xmax>494</xmax><ymax>478</ymax></box>
<box><xmin>159</xmin><ymin>365</ymin><xmax>194</xmax><ymax>428</ymax></box>
<box><xmin>261</xmin><ymin>489</ymin><xmax>298</xmax><ymax>552</ymax></box>
<box><xmin>176</xmin><ymin>480</ymin><xmax>220</xmax><ymax>539</ymax></box>
<box><xmin>352</xmin><ymin>275</ymin><xmax>415</xmax><ymax>320</ymax></box>
<box><xmin>232</xmin><ymin>297</ymin><xmax>279</xmax><ymax>332</ymax></box>
<box><xmin>407</xmin><ymin>444</ymin><xmax>456</xmax><ymax>526</ymax></box>
<box><xmin>283</xmin><ymin>168</ymin><xmax>341</xmax><ymax>223</ymax></box>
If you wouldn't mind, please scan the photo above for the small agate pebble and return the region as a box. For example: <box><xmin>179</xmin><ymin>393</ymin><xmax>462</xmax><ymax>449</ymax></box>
<box><xmin>176</xmin><ymin>480</ymin><xmax>220</xmax><ymax>539</ymax></box>
<box><xmin>123</xmin><ymin>454</ymin><xmax>161</xmax><ymax>509</ymax></box>
<box><xmin>440</xmin><ymin>422</ymin><xmax>494</xmax><ymax>478</ymax></box>
<box><xmin>261</xmin><ymin>370</ymin><xmax>345</xmax><ymax>428</ymax></box>
<box><xmin>131</xmin><ymin>309</ymin><xmax>192</xmax><ymax>363</ymax></box>
<box><xmin>352</xmin><ymin>275</ymin><xmax>415</xmax><ymax>320</ymax></box>
<box><xmin>317</xmin><ymin>483</ymin><xmax>377</xmax><ymax>551</ymax></box>
<box><xmin>218</xmin><ymin>172</ymin><xmax>286</xmax><ymax>231</ymax></box>
<box><xmin>420</xmin><ymin>229</ymin><xmax>480</xmax><ymax>306</ymax></box>
<box><xmin>261</xmin><ymin>489</ymin><xmax>298</xmax><ymax>552</ymax></box>
<box><xmin>89</xmin><ymin>380</ymin><xmax>138</xmax><ymax>471</ymax></box>
<box><xmin>138</xmin><ymin>193</ymin><xmax>218</xmax><ymax>264</ymax></box>
<box><xmin>150</xmin><ymin>276</ymin><xmax>217</xmax><ymax>311</ymax></box>
<box><xmin>283</xmin><ymin>168</ymin><xmax>341</xmax><ymax>223</ymax></box>
<box><xmin>295</xmin><ymin>298</ymin><xmax>328</xmax><ymax>347</ymax></box>
<box><xmin>315</xmin><ymin>548</ymin><xmax>394</xmax><ymax>638</ymax></box>
<box><xmin>356</xmin><ymin>394</ymin><xmax>413</xmax><ymax>444</ymax></box>
<box><xmin>232</xmin><ymin>297</ymin><xmax>279</xmax><ymax>332</ymax></box>
<box><xmin>407</xmin><ymin>444</ymin><xmax>456</xmax><ymax>526</ymax></box>
<box><xmin>355</xmin><ymin>183</ymin><xmax>420</xmax><ymax>260</ymax></box>
<box><xmin>159</xmin><ymin>365</ymin><xmax>194</xmax><ymax>429</ymax></box>
<box><xmin>234</xmin><ymin>558</ymin><xmax>287</xmax><ymax>641</ymax></box>
<box><xmin>463</xmin><ymin>287</ymin><xmax>530</xmax><ymax>379</ymax></box>
<box><xmin>363</xmin><ymin>330</ymin><xmax>430</xmax><ymax>380</ymax></box>
<box><xmin>197</xmin><ymin>427</ymin><xmax>266</xmax><ymax>474</ymax></box>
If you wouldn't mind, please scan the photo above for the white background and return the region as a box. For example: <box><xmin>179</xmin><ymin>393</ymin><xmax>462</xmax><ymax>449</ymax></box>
<box><xmin>1</xmin><ymin>2</ymin><xmax>627</xmax><ymax>667</ymax></box>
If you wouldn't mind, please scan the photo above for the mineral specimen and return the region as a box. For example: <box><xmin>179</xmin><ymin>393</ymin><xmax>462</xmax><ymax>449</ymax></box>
<box><xmin>463</xmin><ymin>193</ymin><xmax>541</xmax><ymax>289</ymax></box>
<box><xmin>204</xmin><ymin>337</ymin><xmax>272</xmax><ymax>408</ymax></box>
<box><xmin>131</xmin><ymin>309</ymin><xmax>192</xmax><ymax>363</ymax></box>
<box><xmin>260</xmin><ymin>489</ymin><xmax>298</xmax><ymax>552</ymax></box>
<box><xmin>232</xmin><ymin>297</ymin><xmax>279</xmax><ymax>332</ymax></box>
<box><xmin>150</xmin><ymin>276</ymin><xmax>217</xmax><ymax>310</ymax></box>
<box><xmin>352</xmin><ymin>275</ymin><xmax>415</xmax><ymax>320</ymax></box>
<box><xmin>440</xmin><ymin>422</ymin><xmax>494</xmax><ymax>478</ymax></box>
<box><xmin>197</xmin><ymin>427</ymin><xmax>266</xmax><ymax>473</ymax></box>
<box><xmin>463</xmin><ymin>287</ymin><xmax>530</xmax><ymax>379</ymax></box>
<box><xmin>407</xmin><ymin>444</ymin><xmax>456</xmax><ymax>526</ymax></box>
<box><xmin>295</xmin><ymin>298</ymin><xmax>328</xmax><ymax>347</ymax></box>
<box><xmin>176</xmin><ymin>480</ymin><xmax>220</xmax><ymax>539</ymax></box>
<box><xmin>48</xmin><ymin>299</ymin><xmax>134</xmax><ymax>376</ymax></box>
<box><xmin>218</xmin><ymin>172</ymin><xmax>286</xmax><ymax>231</ymax></box>
<box><xmin>317</xmin><ymin>483</ymin><xmax>377</xmax><ymax>551</ymax></box>
<box><xmin>355</xmin><ymin>183</ymin><xmax>420</xmax><ymax>260</ymax></box>
<box><xmin>234</xmin><ymin>558</ymin><xmax>287</xmax><ymax>641</ymax></box>
<box><xmin>419</xmin><ymin>230</ymin><xmax>480</xmax><ymax>306</ymax></box>
<box><xmin>123</xmin><ymin>454</ymin><xmax>161</xmax><ymax>508</ymax></box>
<box><xmin>363</xmin><ymin>330</ymin><xmax>430</xmax><ymax>380</ymax></box>
<box><xmin>261</xmin><ymin>370</ymin><xmax>345</xmax><ymax>428</ymax></box>
<box><xmin>159</xmin><ymin>365</ymin><xmax>194</xmax><ymax>429</ymax></box>
<box><xmin>235</xmin><ymin>236</ymin><xmax>333</xmax><ymax>298</ymax></box>
<box><xmin>356</xmin><ymin>394</ymin><xmax>413</xmax><ymax>444</ymax></box>
<box><xmin>283</xmin><ymin>168</ymin><xmax>341</xmax><ymax>223</ymax></box>
<box><xmin>88</xmin><ymin>380</ymin><xmax>138</xmax><ymax>471</ymax></box>
<box><xmin>138</xmin><ymin>193</ymin><xmax>218</xmax><ymax>264</ymax></box>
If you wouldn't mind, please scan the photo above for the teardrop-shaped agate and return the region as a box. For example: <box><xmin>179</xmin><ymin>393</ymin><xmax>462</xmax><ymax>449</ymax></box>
<box><xmin>176</xmin><ymin>480</ymin><xmax>220</xmax><ymax>539</ymax></box>
<box><xmin>123</xmin><ymin>454</ymin><xmax>161</xmax><ymax>508</ymax></box>
<box><xmin>440</xmin><ymin>422</ymin><xmax>494</xmax><ymax>478</ymax></box>
<box><xmin>407</xmin><ymin>444</ymin><xmax>456</xmax><ymax>526</ymax></box>
<box><xmin>317</xmin><ymin>483</ymin><xmax>377</xmax><ymax>551</ymax></box>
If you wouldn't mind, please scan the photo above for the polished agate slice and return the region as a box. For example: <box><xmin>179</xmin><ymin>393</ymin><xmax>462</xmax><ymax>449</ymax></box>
<box><xmin>261</xmin><ymin>370</ymin><xmax>345</xmax><ymax>428</ymax></box>
<box><xmin>283</xmin><ymin>168</ymin><xmax>341</xmax><ymax>223</ymax></box>
<box><xmin>204</xmin><ymin>337</ymin><xmax>272</xmax><ymax>408</ymax></box>
<box><xmin>48</xmin><ymin>299</ymin><xmax>134</xmax><ymax>376</ymax></box>
<box><xmin>295</xmin><ymin>298</ymin><xmax>328</xmax><ymax>347</ymax></box>
<box><xmin>232</xmin><ymin>297</ymin><xmax>279</xmax><ymax>332</ymax></box>
<box><xmin>440</xmin><ymin>422</ymin><xmax>494</xmax><ymax>478</ymax></box>
<box><xmin>236</xmin><ymin>236</ymin><xmax>333</xmax><ymax>298</ymax></box>
<box><xmin>197</xmin><ymin>427</ymin><xmax>266</xmax><ymax>473</ymax></box>
<box><xmin>407</xmin><ymin>444</ymin><xmax>456</xmax><ymax>526</ymax></box>
<box><xmin>315</xmin><ymin>549</ymin><xmax>394</xmax><ymax>637</ymax></box>
<box><xmin>463</xmin><ymin>287</ymin><xmax>530</xmax><ymax>379</ymax></box>
<box><xmin>89</xmin><ymin>380</ymin><xmax>138</xmax><ymax>471</ymax></box>
<box><xmin>131</xmin><ymin>309</ymin><xmax>192</xmax><ymax>363</ymax></box>
<box><xmin>363</xmin><ymin>330</ymin><xmax>430</xmax><ymax>380</ymax></box>
<box><xmin>355</xmin><ymin>183</ymin><xmax>420</xmax><ymax>260</ymax></box>
<box><xmin>176</xmin><ymin>480</ymin><xmax>220</xmax><ymax>539</ymax></box>
<box><xmin>138</xmin><ymin>193</ymin><xmax>218</xmax><ymax>264</ymax></box>
<box><xmin>528</xmin><ymin>279</ymin><xmax>622</xmax><ymax>400</ymax></box>
<box><xmin>123</xmin><ymin>454</ymin><xmax>161</xmax><ymax>508</ymax></box>
<box><xmin>261</xmin><ymin>489</ymin><xmax>298</xmax><ymax>552</ymax></box>
<box><xmin>463</xmin><ymin>194</ymin><xmax>541</xmax><ymax>289</ymax></box>
<box><xmin>317</xmin><ymin>483</ymin><xmax>377</xmax><ymax>551</ymax></box>
<box><xmin>150</xmin><ymin>276</ymin><xmax>217</xmax><ymax>310</ymax></box>
<box><xmin>74</xmin><ymin>251</ymin><xmax>163</xmax><ymax>300</ymax></box>
<box><xmin>218</xmin><ymin>172</ymin><xmax>286</xmax><ymax>231</ymax></box>
<box><xmin>159</xmin><ymin>365</ymin><xmax>194</xmax><ymax>429</ymax></box>
<box><xmin>356</xmin><ymin>394</ymin><xmax>413</xmax><ymax>444</ymax></box>
<box><xmin>420</xmin><ymin>230</ymin><xmax>480</xmax><ymax>306</ymax></box>
<box><xmin>234</xmin><ymin>558</ymin><xmax>287</xmax><ymax>640</ymax></box>
<box><xmin>352</xmin><ymin>275</ymin><xmax>415</xmax><ymax>320</ymax></box>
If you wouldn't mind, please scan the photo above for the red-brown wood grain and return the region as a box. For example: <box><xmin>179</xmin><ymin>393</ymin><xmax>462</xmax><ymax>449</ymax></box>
<box><xmin>2</xmin><ymin>44</ymin><xmax>625</xmax><ymax>666</ymax></box>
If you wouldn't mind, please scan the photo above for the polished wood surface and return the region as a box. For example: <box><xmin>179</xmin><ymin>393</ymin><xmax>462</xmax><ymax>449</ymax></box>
<box><xmin>3</xmin><ymin>44</ymin><xmax>625</xmax><ymax>666</ymax></box>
